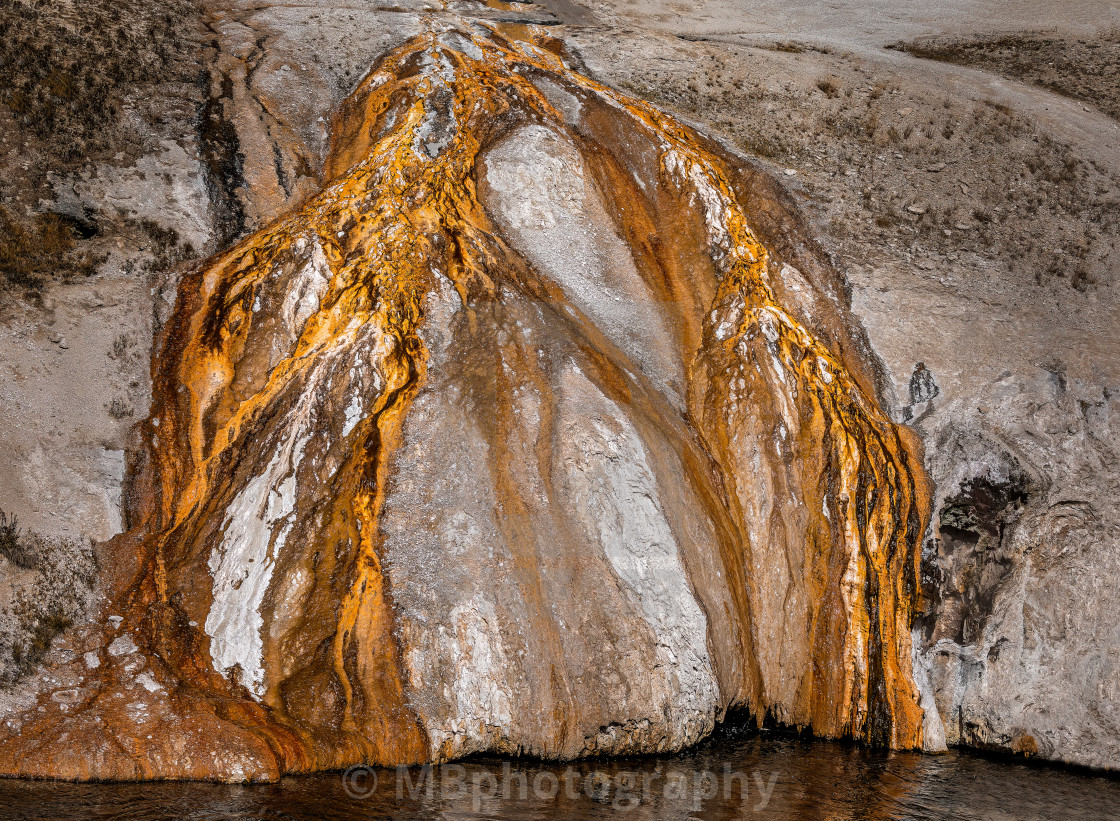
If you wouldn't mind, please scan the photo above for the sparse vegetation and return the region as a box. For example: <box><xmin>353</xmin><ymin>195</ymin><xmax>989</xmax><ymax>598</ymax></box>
<box><xmin>816</xmin><ymin>76</ymin><xmax>841</xmax><ymax>97</ymax></box>
<box><xmin>0</xmin><ymin>0</ymin><xmax>202</xmax><ymax>296</ymax></box>
<box><xmin>0</xmin><ymin>510</ymin><xmax>96</xmax><ymax>685</ymax></box>
<box><xmin>616</xmin><ymin>43</ymin><xmax>1118</xmax><ymax>291</ymax></box>
<box><xmin>0</xmin><ymin>511</ymin><xmax>34</xmax><ymax>569</ymax></box>
<box><xmin>107</xmin><ymin>397</ymin><xmax>134</xmax><ymax>419</ymax></box>
<box><xmin>140</xmin><ymin>219</ymin><xmax>195</xmax><ymax>271</ymax></box>
<box><xmin>892</xmin><ymin>30</ymin><xmax>1120</xmax><ymax>121</ymax></box>
<box><xmin>0</xmin><ymin>0</ymin><xmax>199</xmax><ymax>161</ymax></box>
<box><xmin>768</xmin><ymin>41</ymin><xmax>832</xmax><ymax>56</ymax></box>
<box><xmin>0</xmin><ymin>207</ymin><xmax>105</xmax><ymax>290</ymax></box>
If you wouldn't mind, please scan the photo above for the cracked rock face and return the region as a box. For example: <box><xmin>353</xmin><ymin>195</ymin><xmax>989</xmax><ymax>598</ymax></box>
<box><xmin>913</xmin><ymin>381</ymin><xmax>1120</xmax><ymax>769</ymax></box>
<box><xmin>0</xmin><ymin>23</ymin><xmax>931</xmax><ymax>781</ymax></box>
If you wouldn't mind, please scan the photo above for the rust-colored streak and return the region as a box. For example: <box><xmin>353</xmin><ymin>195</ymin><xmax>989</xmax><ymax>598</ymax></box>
<box><xmin>0</xmin><ymin>20</ymin><xmax>930</xmax><ymax>781</ymax></box>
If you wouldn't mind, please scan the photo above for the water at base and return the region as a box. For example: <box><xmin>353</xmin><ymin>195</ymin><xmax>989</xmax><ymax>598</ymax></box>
<box><xmin>2</xmin><ymin>732</ymin><xmax>1118</xmax><ymax>820</ymax></box>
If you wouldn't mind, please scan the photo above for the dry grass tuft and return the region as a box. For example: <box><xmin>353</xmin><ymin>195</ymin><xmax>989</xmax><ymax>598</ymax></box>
<box><xmin>892</xmin><ymin>30</ymin><xmax>1120</xmax><ymax>121</ymax></box>
<box><xmin>0</xmin><ymin>207</ymin><xmax>105</xmax><ymax>290</ymax></box>
<box><xmin>0</xmin><ymin>0</ymin><xmax>199</xmax><ymax>162</ymax></box>
<box><xmin>0</xmin><ymin>509</ymin><xmax>96</xmax><ymax>685</ymax></box>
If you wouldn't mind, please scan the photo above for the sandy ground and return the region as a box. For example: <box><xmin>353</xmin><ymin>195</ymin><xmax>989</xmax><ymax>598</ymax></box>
<box><xmin>585</xmin><ymin>0</ymin><xmax>1118</xmax><ymax>45</ymax></box>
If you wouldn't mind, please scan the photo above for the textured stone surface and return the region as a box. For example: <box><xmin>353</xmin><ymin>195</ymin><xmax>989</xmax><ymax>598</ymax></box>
<box><xmin>558</xmin><ymin>0</ymin><xmax>1120</xmax><ymax>771</ymax></box>
<box><xmin>2</xmin><ymin>0</ymin><xmax>1118</xmax><ymax>779</ymax></box>
<box><xmin>912</xmin><ymin>373</ymin><xmax>1120</xmax><ymax>768</ymax></box>
<box><xmin>0</xmin><ymin>21</ymin><xmax>928</xmax><ymax>780</ymax></box>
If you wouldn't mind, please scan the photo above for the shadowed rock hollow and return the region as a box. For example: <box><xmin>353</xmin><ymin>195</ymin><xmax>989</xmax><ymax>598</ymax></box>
<box><xmin>0</xmin><ymin>22</ymin><xmax>931</xmax><ymax>781</ymax></box>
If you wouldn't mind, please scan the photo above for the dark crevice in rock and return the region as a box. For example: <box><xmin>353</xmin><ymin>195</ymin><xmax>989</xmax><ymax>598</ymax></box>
<box><xmin>919</xmin><ymin>474</ymin><xmax>1032</xmax><ymax>646</ymax></box>
<box><xmin>272</xmin><ymin>141</ymin><xmax>292</xmax><ymax>198</ymax></box>
<box><xmin>198</xmin><ymin>38</ymin><xmax>247</xmax><ymax>245</ymax></box>
<box><xmin>45</xmin><ymin>210</ymin><xmax>100</xmax><ymax>240</ymax></box>
<box><xmin>707</xmin><ymin>706</ymin><xmax>761</xmax><ymax>743</ymax></box>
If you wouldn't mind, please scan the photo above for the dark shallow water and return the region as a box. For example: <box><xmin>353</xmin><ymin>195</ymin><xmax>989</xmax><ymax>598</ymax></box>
<box><xmin>2</xmin><ymin>732</ymin><xmax>1119</xmax><ymax>820</ymax></box>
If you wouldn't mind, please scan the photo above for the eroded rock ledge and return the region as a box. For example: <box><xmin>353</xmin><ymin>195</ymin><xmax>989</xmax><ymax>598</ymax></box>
<box><xmin>0</xmin><ymin>21</ymin><xmax>930</xmax><ymax>781</ymax></box>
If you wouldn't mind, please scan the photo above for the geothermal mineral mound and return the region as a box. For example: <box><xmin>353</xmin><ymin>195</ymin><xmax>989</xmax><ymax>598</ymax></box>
<box><xmin>0</xmin><ymin>23</ymin><xmax>929</xmax><ymax>781</ymax></box>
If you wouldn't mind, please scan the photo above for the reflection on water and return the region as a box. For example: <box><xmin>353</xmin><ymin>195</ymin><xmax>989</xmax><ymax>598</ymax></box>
<box><xmin>2</xmin><ymin>731</ymin><xmax>1118</xmax><ymax>820</ymax></box>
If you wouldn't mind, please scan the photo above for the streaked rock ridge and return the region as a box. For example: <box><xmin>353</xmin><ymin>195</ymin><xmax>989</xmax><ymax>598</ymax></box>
<box><xmin>0</xmin><ymin>21</ymin><xmax>930</xmax><ymax>780</ymax></box>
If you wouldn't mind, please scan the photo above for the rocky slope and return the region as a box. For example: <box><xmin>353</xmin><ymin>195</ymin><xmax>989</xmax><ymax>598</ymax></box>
<box><xmin>1</xmin><ymin>0</ymin><xmax>1118</xmax><ymax>778</ymax></box>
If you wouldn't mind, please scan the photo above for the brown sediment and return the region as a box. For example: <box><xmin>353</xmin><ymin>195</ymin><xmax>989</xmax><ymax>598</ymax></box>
<box><xmin>0</xmin><ymin>19</ymin><xmax>930</xmax><ymax>780</ymax></box>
